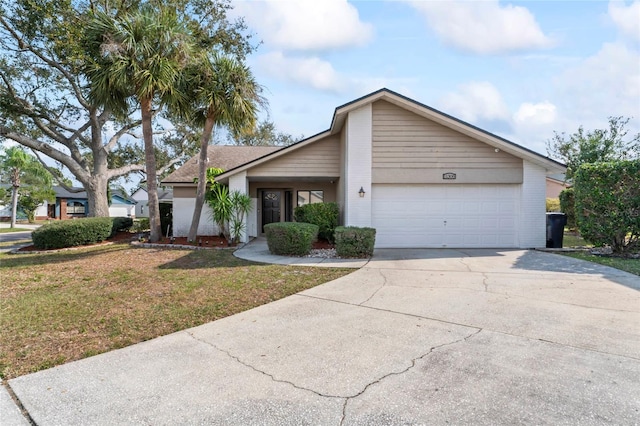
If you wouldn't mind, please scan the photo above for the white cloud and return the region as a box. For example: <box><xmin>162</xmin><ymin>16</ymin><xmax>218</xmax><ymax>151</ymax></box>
<box><xmin>557</xmin><ymin>42</ymin><xmax>640</xmax><ymax>121</ymax></box>
<box><xmin>257</xmin><ymin>52</ymin><xmax>345</xmax><ymax>92</ymax></box>
<box><xmin>608</xmin><ymin>0</ymin><xmax>640</xmax><ymax>43</ymax></box>
<box><xmin>232</xmin><ymin>0</ymin><xmax>373</xmax><ymax>51</ymax></box>
<box><xmin>514</xmin><ymin>102</ymin><xmax>557</xmax><ymax>127</ymax></box>
<box><xmin>407</xmin><ymin>0</ymin><xmax>553</xmax><ymax>54</ymax></box>
<box><xmin>438</xmin><ymin>82</ymin><xmax>510</xmax><ymax>122</ymax></box>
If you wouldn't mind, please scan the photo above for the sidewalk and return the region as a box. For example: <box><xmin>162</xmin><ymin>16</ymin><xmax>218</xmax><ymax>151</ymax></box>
<box><xmin>234</xmin><ymin>237</ymin><xmax>369</xmax><ymax>268</ymax></box>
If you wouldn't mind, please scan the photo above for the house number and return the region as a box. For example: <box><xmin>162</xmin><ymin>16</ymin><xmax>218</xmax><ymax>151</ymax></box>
<box><xmin>443</xmin><ymin>172</ymin><xmax>457</xmax><ymax>180</ymax></box>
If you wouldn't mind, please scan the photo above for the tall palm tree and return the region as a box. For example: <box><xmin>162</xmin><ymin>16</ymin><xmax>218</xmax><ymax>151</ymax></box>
<box><xmin>182</xmin><ymin>54</ymin><xmax>264</xmax><ymax>243</ymax></box>
<box><xmin>0</xmin><ymin>146</ymin><xmax>52</xmax><ymax>227</ymax></box>
<box><xmin>83</xmin><ymin>5</ymin><xmax>193</xmax><ymax>242</ymax></box>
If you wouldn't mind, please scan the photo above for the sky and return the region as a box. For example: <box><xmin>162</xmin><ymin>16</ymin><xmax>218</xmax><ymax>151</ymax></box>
<box><xmin>228</xmin><ymin>0</ymin><xmax>640</xmax><ymax>157</ymax></box>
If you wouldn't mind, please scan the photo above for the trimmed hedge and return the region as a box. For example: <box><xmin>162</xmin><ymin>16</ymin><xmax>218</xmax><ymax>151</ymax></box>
<box><xmin>545</xmin><ymin>198</ymin><xmax>560</xmax><ymax>212</ymax></box>
<box><xmin>32</xmin><ymin>217</ymin><xmax>113</xmax><ymax>250</ymax></box>
<box><xmin>574</xmin><ymin>160</ymin><xmax>640</xmax><ymax>254</ymax></box>
<box><xmin>559</xmin><ymin>188</ymin><xmax>576</xmax><ymax>229</ymax></box>
<box><xmin>335</xmin><ymin>226</ymin><xmax>376</xmax><ymax>258</ymax></box>
<box><xmin>264</xmin><ymin>222</ymin><xmax>319</xmax><ymax>256</ymax></box>
<box><xmin>111</xmin><ymin>217</ymin><xmax>133</xmax><ymax>236</ymax></box>
<box><xmin>294</xmin><ymin>202</ymin><xmax>339</xmax><ymax>243</ymax></box>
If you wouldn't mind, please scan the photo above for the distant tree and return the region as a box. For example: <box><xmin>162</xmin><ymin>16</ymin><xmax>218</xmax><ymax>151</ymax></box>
<box><xmin>0</xmin><ymin>146</ymin><xmax>53</xmax><ymax>227</ymax></box>
<box><xmin>18</xmin><ymin>185</ymin><xmax>55</xmax><ymax>223</ymax></box>
<box><xmin>228</xmin><ymin>120</ymin><xmax>301</xmax><ymax>146</ymax></box>
<box><xmin>547</xmin><ymin>116</ymin><xmax>640</xmax><ymax>179</ymax></box>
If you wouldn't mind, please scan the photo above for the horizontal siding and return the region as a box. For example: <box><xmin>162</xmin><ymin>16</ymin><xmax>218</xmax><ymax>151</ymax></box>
<box><xmin>372</xmin><ymin>100</ymin><xmax>522</xmax><ymax>182</ymax></box>
<box><xmin>248</xmin><ymin>136</ymin><xmax>340</xmax><ymax>177</ymax></box>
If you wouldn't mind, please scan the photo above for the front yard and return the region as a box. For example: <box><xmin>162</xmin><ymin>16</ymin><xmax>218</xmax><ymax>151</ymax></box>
<box><xmin>0</xmin><ymin>244</ymin><xmax>352</xmax><ymax>379</ymax></box>
<box><xmin>560</xmin><ymin>231</ymin><xmax>639</xmax><ymax>276</ymax></box>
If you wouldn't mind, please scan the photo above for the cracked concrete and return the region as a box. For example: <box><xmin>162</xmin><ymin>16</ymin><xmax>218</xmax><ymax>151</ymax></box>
<box><xmin>7</xmin><ymin>248</ymin><xmax>640</xmax><ymax>425</ymax></box>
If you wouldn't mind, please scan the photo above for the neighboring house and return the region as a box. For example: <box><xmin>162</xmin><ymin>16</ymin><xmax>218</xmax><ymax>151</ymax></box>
<box><xmin>546</xmin><ymin>175</ymin><xmax>571</xmax><ymax>198</ymax></box>
<box><xmin>162</xmin><ymin>89</ymin><xmax>566</xmax><ymax>249</ymax></box>
<box><xmin>131</xmin><ymin>186</ymin><xmax>173</xmax><ymax>218</ymax></box>
<box><xmin>47</xmin><ymin>186</ymin><xmax>136</xmax><ymax>220</ymax></box>
<box><xmin>0</xmin><ymin>185</ymin><xmax>137</xmax><ymax>221</ymax></box>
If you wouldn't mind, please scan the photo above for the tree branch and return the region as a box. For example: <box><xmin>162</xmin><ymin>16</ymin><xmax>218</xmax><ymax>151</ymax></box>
<box><xmin>107</xmin><ymin>163</ymin><xmax>145</xmax><ymax>180</ymax></box>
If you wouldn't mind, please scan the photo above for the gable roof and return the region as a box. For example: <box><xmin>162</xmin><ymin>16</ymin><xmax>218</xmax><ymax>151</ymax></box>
<box><xmin>215</xmin><ymin>88</ymin><xmax>565</xmax><ymax>181</ymax></box>
<box><xmin>53</xmin><ymin>186</ymin><xmax>136</xmax><ymax>204</ymax></box>
<box><xmin>161</xmin><ymin>145</ymin><xmax>281</xmax><ymax>185</ymax></box>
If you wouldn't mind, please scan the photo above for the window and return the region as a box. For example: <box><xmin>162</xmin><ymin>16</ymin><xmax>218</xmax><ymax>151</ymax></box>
<box><xmin>67</xmin><ymin>201</ymin><xmax>85</xmax><ymax>214</ymax></box>
<box><xmin>297</xmin><ymin>190</ymin><xmax>324</xmax><ymax>207</ymax></box>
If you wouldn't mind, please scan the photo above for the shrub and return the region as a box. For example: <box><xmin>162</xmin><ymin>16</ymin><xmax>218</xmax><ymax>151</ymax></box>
<box><xmin>335</xmin><ymin>226</ymin><xmax>376</xmax><ymax>258</ymax></box>
<box><xmin>546</xmin><ymin>198</ymin><xmax>560</xmax><ymax>212</ymax></box>
<box><xmin>574</xmin><ymin>160</ymin><xmax>640</xmax><ymax>254</ymax></box>
<box><xmin>559</xmin><ymin>188</ymin><xmax>576</xmax><ymax>229</ymax></box>
<box><xmin>264</xmin><ymin>222</ymin><xmax>319</xmax><ymax>256</ymax></box>
<box><xmin>294</xmin><ymin>202</ymin><xmax>339</xmax><ymax>242</ymax></box>
<box><xmin>32</xmin><ymin>217</ymin><xmax>113</xmax><ymax>249</ymax></box>
<box><xmin>132</xmin><ymin>218</ymin><xmax>150</xmax><ymax>232</ymax></box>
<box><xmin>111</xmin><ymin>217</ymin><xmax>133</xmax><ymax>236</ymax></box>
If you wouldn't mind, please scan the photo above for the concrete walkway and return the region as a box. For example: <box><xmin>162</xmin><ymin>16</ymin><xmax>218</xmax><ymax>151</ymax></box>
<box><xmin>234</xmin><ymin>237</ymin><xmax>369</xmax><ymax>268</ymax></box>
<box><xmin>4</xmin><ymin>248</ymin><xmax>640</xmax><ymax>425</ymax></box>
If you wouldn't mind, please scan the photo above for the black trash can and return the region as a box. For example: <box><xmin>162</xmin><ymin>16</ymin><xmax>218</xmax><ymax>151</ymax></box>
<box><xmin>546</xmin><ymin>212</ymin><xmax>567</xmax><ymax>248</ymax></box>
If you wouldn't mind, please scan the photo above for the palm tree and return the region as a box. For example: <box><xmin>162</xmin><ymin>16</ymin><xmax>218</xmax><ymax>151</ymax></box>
<box><xmin>0</xmin><ymin>146</ymin><xmax>52</xmax><ymax>227</ymax></box>
<box><xmin>183</xmin><ymin>54</ymin><xmax>264</xmax><ymax>242</ymax></box>
<box><xmin>83</xmin><ymin>5</ymin><xmax>193</xmax><ymax>242</ymax></box>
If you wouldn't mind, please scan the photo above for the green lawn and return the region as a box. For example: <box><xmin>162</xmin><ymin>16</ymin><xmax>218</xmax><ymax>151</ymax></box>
<box><xmin>0</xmin><ymin>227</ymin><xmax>31</xmax><ymax>234</ymax></box>
<box><xmin>558</xmin><ymin>252</ymin><xmax>640</xmax><ymax>276</ymax></box>
<box><xmin>0</xmin><ymin>244</ymin><xmax>353</xmax><ymax>379</ymax></box>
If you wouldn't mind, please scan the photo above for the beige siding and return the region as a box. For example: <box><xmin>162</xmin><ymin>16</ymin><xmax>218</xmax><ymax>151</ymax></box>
<box><xmin>372</xmin><ymin>100</ymin><xmax>523</xmax><ymax>184</ymax></box>
<box><xmin>173</xmin><ymin>186</ymin><xmax>196</xmax><ymax>198</ymax></box>
<box><xmin>248</xmin><ymin>136</ymin><xmax>340</xmax><ymax>177</ymax></box>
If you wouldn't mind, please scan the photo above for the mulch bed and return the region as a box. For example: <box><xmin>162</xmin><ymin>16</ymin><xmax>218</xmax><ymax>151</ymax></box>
<box><xmin>14</xmin><ymin>233</ymin><xmax>335</xmax><ymax>252</ymax></box>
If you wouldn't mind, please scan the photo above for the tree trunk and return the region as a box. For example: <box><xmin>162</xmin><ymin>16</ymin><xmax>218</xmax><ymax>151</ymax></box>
<box><xmin>141</xmin><ymin>96</ymin><xmax>162</xmax><ymax>242</ymax></box>
<box><xmin>10</xmin><ymin>185</ymin><xmax>19</xmax><ymax>228</ymax></box>
<box><xmin>85</xmin><ymin>177</ymin><xmax>110</xmax><ymax>217</ymax></box>
<box><xmin>187</xmin><ymin>117</ymin><xmax>215</xmax><ymax>242</ymax></box>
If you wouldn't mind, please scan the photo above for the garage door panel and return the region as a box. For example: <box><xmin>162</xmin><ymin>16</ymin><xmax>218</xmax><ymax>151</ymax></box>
<box><xmin>372</xmin><ymin>184</ymin><xmax>519</xmax><ymax>248</ymax></box>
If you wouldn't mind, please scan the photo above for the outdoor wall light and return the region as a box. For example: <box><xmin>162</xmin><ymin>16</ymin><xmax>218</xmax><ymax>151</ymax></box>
<box><xmin>359</xmin><ymin>187</ymin><xmax>365</xmax><ymax>198</ymax></box>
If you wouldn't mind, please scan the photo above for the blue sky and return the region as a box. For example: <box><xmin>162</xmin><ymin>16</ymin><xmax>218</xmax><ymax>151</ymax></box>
<box><xmin>230</xmin><ymin>0</ymin><xmax>640</xmax><ymax>156</ymax></box>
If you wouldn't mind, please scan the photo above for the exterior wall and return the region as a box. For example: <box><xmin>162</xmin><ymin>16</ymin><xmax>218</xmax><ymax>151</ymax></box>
<box><xmin>109</xmin><ymin>204</ymin><xmax>135</xmax><ymax>218</ymax></box>
<box><xmin>172</xmin><ymin>186</ymin><xmax>218</xmax><ymax>237</ymax></box>
<box><xmin>248</xmin><ymin>181</ymin><xmax>337</xmax><ymax>234</ymax></box>
<box><xmin>336</xmin><ymin>126</ymin><xmax>347</xmax><ymax>225</ymax></box>
<box><xmin>371</xmin><ymin>100</ymin><xmax>523</xmax><ymax>184</ymax></box>
<box><xmin>247</xmin><ymin>136</ymin><xmax>340</xmax><ymax>178</ymax></box>
<box><xmin>519</xmin><ymin>161</ymin><xmax>547</xmax><ymax>248</ymax></box>
<box><xmin>229</xmin><ymin>172</ymin><xmax>248</xmax><ymax>242</ymax></box>
<box><xmin>344</xmin><ymin>104</ymin><xmax>373</xmax><ymax>227</ymax></box>
<box><xmin>546</xmin><ymin>179</ymin><xmax>570</xmax><ymax>198</ymax></box>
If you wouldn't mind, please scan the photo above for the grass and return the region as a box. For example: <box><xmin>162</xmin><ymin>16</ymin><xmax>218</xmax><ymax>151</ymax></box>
<box><xmin>558</xmin><ymin>252</ymin><xmax>640</xmax><ymax>276</ymax></box>
<box><xmin>562</xmin><ymin>232</ymin><xmax>591</xmax><ymax>248</ymax></box>
<box><xmin>0</xmin><ymin>228</ymin><xmax>31</xmax><ymax>234</ymax></box>
<box><xmin>0</xmin><ymin>243</ymin><xmax>353</xmax><ymax>379</ymax></box>
<box><xmin>0</xmin><ymin>239</ymin><xmax>30</xmax><ymax>248</ymax></box>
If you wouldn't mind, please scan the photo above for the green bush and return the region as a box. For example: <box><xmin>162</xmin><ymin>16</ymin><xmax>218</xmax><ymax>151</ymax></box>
<box><xmin>574</xmin><ymin>160</ymin><xmax>640</xmax><ymax>254</ymax></box>
<box><xmin>264</xmin><ymin>222</ymin><xmax>319</xmax><ymax>256</ymax></box>
<box><xmin>335</xmin><ymin>226</ymin><xmax>376</xmax><ymax>258</ymax></box>
<box><xmin>559</xmin><ymin>188</ymin><xmax>576</xmax><ymax>229</ymax></box>
<box><xmin>32</xmin><ymin>217</ymin><xmax>113</xmax><ymax>249</ymax></box>
<box><xmin>111</xmin><ymin>217</ymin><xmax>133</xmax><ymax>236</ymax></box>
<box><xmin>546</xmin><ymin>198</ymin><xmax>560</xmax><ymax>212</ymax></box>
<box><xmin>132</xmin><ymin>218</ymin><xmax>150</xmax><ymax>232</ymax></box>
<box><xmin>294</xmin><ymin>202</ymin><xmax>339</xmax><ymax>242</ymax></box>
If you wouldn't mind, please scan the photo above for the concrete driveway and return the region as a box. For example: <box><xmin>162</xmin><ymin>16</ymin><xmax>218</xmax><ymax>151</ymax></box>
<box><xmin>5</xmin><ymin>249</ymin><xmax>640</xmax><ymax>425</ymax></box>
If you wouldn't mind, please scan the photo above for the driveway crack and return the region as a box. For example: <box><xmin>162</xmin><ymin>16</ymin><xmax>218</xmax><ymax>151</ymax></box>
<box><xmin>340</xmin><ymin>328</ymin><xmax>482</xmax><ymax>424</ymax></box>
<box><xmin>482</xmin><ymin>272</ymin><xmax>489</xmax><ymax>292</ymax></box>
<box><xmin>359</xmin><ymin>269</ymin><xmax>388</xmax><ymax>306</ymax></box>
<box><xmin>185</xmin><ymin>331</ymin><xmax>346</xmax><ymax>400</ymax></box>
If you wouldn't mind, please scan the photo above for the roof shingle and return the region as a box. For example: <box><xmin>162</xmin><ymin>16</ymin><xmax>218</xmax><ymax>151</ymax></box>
<box><xmin>162</xmin><ymin>145</ymin><xmax>281</xmax><ymax>184</ymax></box>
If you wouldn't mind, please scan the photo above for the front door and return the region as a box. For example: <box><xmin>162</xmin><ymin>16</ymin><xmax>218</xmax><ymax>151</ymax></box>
<box><xmin>262</xmin><ymin>190</ymin><xmax>281</xmax><ymax>232</ymax></box>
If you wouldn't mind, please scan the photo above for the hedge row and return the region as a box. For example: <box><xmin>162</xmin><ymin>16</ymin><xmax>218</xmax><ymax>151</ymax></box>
<box><xmin>335</xmin><ymin>226</ymin><xmax>376</xmax><ymax>258</ymax></box>
<box><xmin>574</xmin><ymin>160</ymin><xmax>639</xmax><ymax>254</ymax></box>
<box><xmin>264</xmin><ymin>222</ymin><xmax>319</xmax><ymax>256</ymax></box>
<box><xmin>32</xmin><ymin>217</ymin><xmax>114</xmax><ymax>249</ymax></box>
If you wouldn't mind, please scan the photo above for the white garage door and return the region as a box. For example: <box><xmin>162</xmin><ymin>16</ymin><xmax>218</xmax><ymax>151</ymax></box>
<box><xmin>372</xmin><ymin>184</ymin><xmax>519</xmax><ymax>248</ymax></box>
